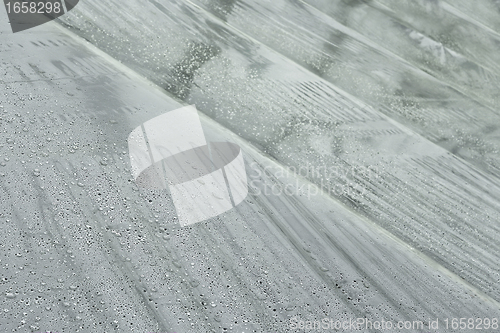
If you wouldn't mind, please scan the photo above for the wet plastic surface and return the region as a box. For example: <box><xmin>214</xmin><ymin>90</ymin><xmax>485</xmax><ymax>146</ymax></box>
<box><xmin>1</xmin><ymin>1</ymin><xmax>500</xmax><ymax>332</ymax></box>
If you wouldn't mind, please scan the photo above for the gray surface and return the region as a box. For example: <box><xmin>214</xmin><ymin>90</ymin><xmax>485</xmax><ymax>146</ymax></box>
<box><xmin>0</xmin><ymin>0</ymin><xmax>499</xmax><ymax>332</ymax></box>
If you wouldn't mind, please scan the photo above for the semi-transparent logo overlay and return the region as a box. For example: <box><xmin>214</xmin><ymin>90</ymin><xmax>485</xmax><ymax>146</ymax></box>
<box><xmin>128</xmin><ymin>105</ymin><xmax>248</xmax><ymax>227</ymax></box>
<box><xmin>3</xmin><ymin>0</ymin><xmax>79</xmax><ymax>33</ymax></box>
